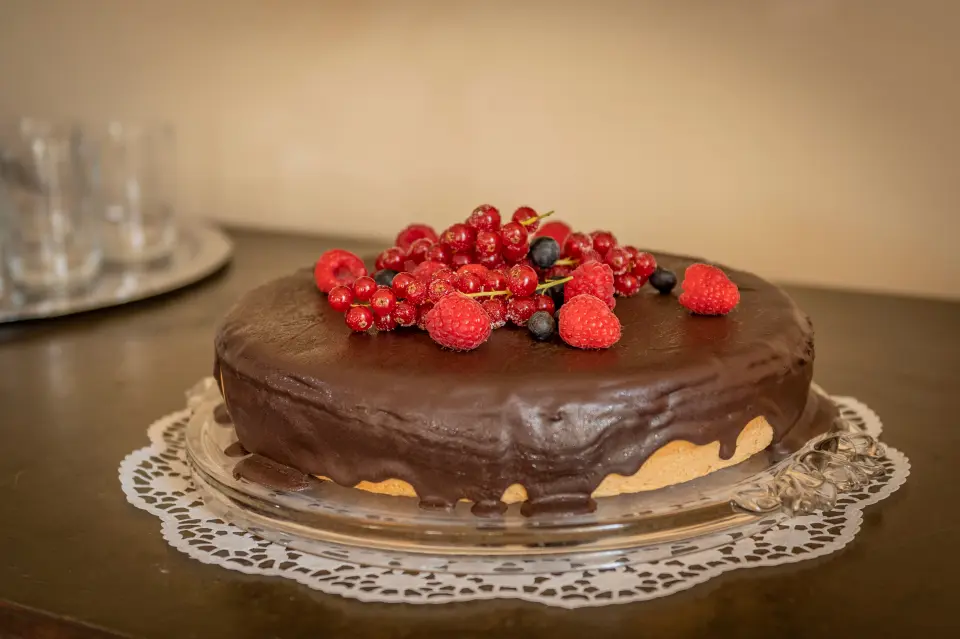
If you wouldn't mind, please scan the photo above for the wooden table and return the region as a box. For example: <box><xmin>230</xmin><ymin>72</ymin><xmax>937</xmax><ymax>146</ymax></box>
<box><xmin>1</xmin><ymin>229</ymin><xmax>957</xmax><ymax>638</ymax></box>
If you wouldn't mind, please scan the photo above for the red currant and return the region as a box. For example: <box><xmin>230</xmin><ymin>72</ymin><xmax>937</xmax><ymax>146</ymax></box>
<box><xmin>456</xmin><ymin>264</ymin><xmax>489</xmax><ymax>280</ymax></box>
<box><xmin>501</xmin><ymin>242</ymin><xmax>528</xmax><ymax>264</ymax></box>
<box><xmin>425</xmin><ymin>243</ymin><xmax>453</xmax><ymax>265</ymax></box>
<box><xmin>623</xmin><ymin>245</ymin><xmax>641</xmax><ymax>264</ymax></box>
<box><xmin>580</xmin><ymin>248</ymin><xmax>602</xmax><ymax>264</ymax></box>
<box><xmin>512</xmin><ymin>206</ymin><xmax>540</xmax><ymax>232</ymax></box>
<box><xmin>345</xmin><ymin>306</ymin><xmax>375</xmax><ymax>332</ymax></box>
<box><xmin>375</xmin><ymin>246</ymin><xmax>406</xmax><ymax>272</ymax></box>
<box><xmin>604</xmin><ymin>246</ymin><xmax>632</xmax><ymax>275</ymax></box>
<box><xmin>391</xmin><ymin>272</ymin><xmax>416</xmax><ymax>297</ymax></box>
<box><xmin>614</xmin><ymin>273</ymin><xmax>640</xmax><ymax>296</ymax></box>
<box><xmin>467</xmin><ymin>204</ymin><xmax>501</xmax><ymax>232</ymax></box>
<box><xmin>590</xmin><ymin>231</ymin><xmax>617</xmax><ymax>256</ymax></box>
<box><xmin>631</xmin><ymin>252</ymin><xmax>657</xmax><ymax>282</ymax></box>
<box><xmin>407</xmin><ymin>238</ymin><xmax>433</xmax><ymax>264</ymax></box>
<box><xmin>474</xmin><ymin>230</ymin><xmax>502</xmax><ymax>256</ymax></box>
<box><xmin>476</xmin><ymin>252</ymin><xmax>504</xmax><ymax>270</ymax></box>
<box><xmin>481</xmin><ymin>298</ymin><xmax>507</xmax><ymax>328</ymax></box>
<box><xmin>374</xmin><ymin>312</ymin><xmax>395</xmax><ymax>332</ymax></box>
<box><xmin>428</xmin><ymin>279</ymin><xmax>454</xmax><ymax>302</ymax></box>
<box><xmin>441</xmin><ymin>223</ymin><xmax>476</xmax><ymax>253</ymax></box>
<box><xmin>395</xmin><ymin>224</ymin><xmax>438</xmax><ymax>252</ymax></box>
<box><xmin>500</xmin><ymin>221</ymin><xmax>528</xmax><ymax>248</ymax></box>
<box><xmin>327</xmin><ymin>285</ymin><xmax>354</xmax><ymax>312</ymax></box>
<box><xmin>430</xmin><ymin>268</ymin><xmax>457</xmax><ymax>284</ymax></box>
<box><xmin>353</xmin><ymin>276</ymin><xmax>377</xmax><ymax>301</ymax></box>
<box><xmin>484</xmin><ymin>268</ymin><xmax>509</xmax><ymax>294</ymax></box>
<box><xmin>508</xmin><ymin>264</ymin><xmax>538</xmax><ymax>297</ymax></box>
<box><xmin>393</xmin><ymin>301</ymin><xmax>417</xmax><ymax>327</ymax></box>
<box><xmin>506</xmin><ymin>296</ymin><xmax>537</xmax><ymax>326</ymax></box>
<box><xmin>454</xmin><ymin>272</ymin><xmax>484</xmax><ymax>294</ymax></box>
<box><xmin>369</xmin><ymin>287</ymin><xmax>397</xmax><ymax>316</ymax></box>
<box><xmin>547</xmin><ymin>265</ymin><xmax>571</xmax><ymax>280</ymax></box>
<box><xmin>451</xmin><ymin>251</ymin><xmax>474</xmax><ymax>269</ymax></box>
<box><xmin>562</xmin><ymin>232</ymin><xmax>592</xmax><ymax>259</ymax></box>
<box><xmin>412</xmin><ymin>260</ymin><xmax>447</xmax><ymax>283</ymax></box>
<box><xmin>534</xmin><ymin>294</ymin><xmax>555</xmax><ymax>315</ymax></box>
<box><xmin>403</xmin><ymin>279</ymin><xmax>427</xmax><ymax>305</ymax></box>
<box><xmin>416</xmin><ymin>300</ymin><xmax>435</xmax><ymax>329</ymax></box>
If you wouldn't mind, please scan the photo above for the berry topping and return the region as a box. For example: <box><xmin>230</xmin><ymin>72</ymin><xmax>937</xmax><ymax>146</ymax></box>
<box><xmin>512</xmin><ymin>206</ymin><xmax>540</xmax><ymax>232</ymax></box>
<box><xmin>484</xmin><ymin>268</ymin><xmax>509</xmax><ymax>294</ymax></box>
<box><xmin>391</xmin><ymin>272</ymin><xmax>417</xmax><ymax>297</ymax></box>
<box><xmin>565</xmin><ymin>261</ymin><xmax>616</xmax><ymax>310</ymax></box>
<box><xmin>440</xmin><ymin>223</ymin><xmax>476</xmax><ymax>253</ymax></box>
<box><xmin>374</xmin><ymin>312</ymin><xmax>396</xmax><ymax>332</ymax></box>
<box><xmin>614</xmin><ymin>273</ymin><xmax>640</xmax><ymax>297</ymax></box>
<box><xmin>430</xmin><ymin>267</ymin><xmax>457</xmax><ymax>284</ymax></box>
<box><xmin>476</xmin><ymin>252</ymin><xmax>504</xmax><ymax>269</ymax></box>
<box><xmin>327</xmin><ymin>285</ymin><xmax>354</xmax><ymax>313</ymax></box>
<box><xmin>649</xmin><ymin>267</ymin><xmax>677</xmax><ymax>294</ymax></box>
<box><xmin>623</xmin><ymin>245</ymin><xmax>641</xmax><ymax>264</ymax></box>
<box><xmin>501</xmin><ymin>242</ymin><xmax>529</xmax><ymax>264</ymax></box>
<box><xmin>506</xmin><ymin>296</ymin><xmax>537</xmax><ymax>326</ymax></box>
<box><xmin>375</xmin><ymin>247</ymin><xmax>406</xmax><ymax>272</ymax></box>
<box><xmin>535</xmin><ymin>221</ymin><xmax>572</xmax><ymax>247</ymax></box>
<box><xmin>352</xmin><ymin>276</ymin><xmax>378</xmax><ymax>302</ymax></box>
<box><xmin>528</xmin><ymin>236</ymin><xmax>560</xmax><ymax>269</ymax></box>
<box><xmin>558</xmin><ymin>294</ymin><xmax>621</xmax><ymax>349</ymax></box>
<box><xmin>562</xmin><ymin>232</ymin><xmax>593</xmax><ymax>259</ymax></box>
<box><xmin>534</xmin><ymin>294</ymin><xmax>555</xmax><ymax>315</ymax></box>
<box><xmin>580</xmin><ymin>248</ymin><xmax>603</xmax><ymax>264</ymax></box>
<box><xmin>467</xmin><ymin>204</ymin><xmax>501</xmax><ymax>232</ymax></box>
<box><xmin>547</xmin><ymin>265</ymin><xmax>572</xmax><ymax>280</ymax></box>
<box><xmin>406</xmin><ymin>238</ymin><xmax>433</xmax><ymax>264</ymax></box>
<box><xmin>631</xmin><ymin>252</ymin><xmax>657</xmax><ymax>282</ymax></box>
<box><xmin>395</xmin><ymin>224</ymin><xmax>438</xmax><ymax>252</ymax></box>
<box><xmin>678</xmin><ymin>264</ymin><xmax>740</xmax><ymax>316</ymax></box>
<box><xmin>527</xmin><ymin>310</ymin><xmax>556</xmax><ymax>342</ymax></box>
<box><xmin>393</xmin><ymin>301</ymin><xmax>417</xmax><ymax>327</ymax></box>
<box><xmin>507</xmin><ymin>264</ymin><xmax>539</xmax><ymax>297</ymax></box>
<box><xmin>604</xmin><ymin>246</ymin><xmax>632</xmax><ymax>275</ymax></box>
<box><xmin>369</xmin><ymin>287</ymin><xmax>398</xmax><ymax>317</ymax></box>
<box><xmin>345</xmin><ymin>306</ymin><xmax>375</xmax><ymax>333</ymax></box>
<box><xmin>425</xmin><ymin>294</ymin><xmax>492</xmax><ymax>351</ymax></box>
<box><xmin>425</xmin><ymin>243</ymin><xmax>453</xmax><ymax>265</ymax></box>
<box><xmin>456</xmin><ymin>263</ymin><xmax>489</xmax><ymax>280</ymax></box>
<box><xmin>481</xmin><ymin>298</ymin><xmax>507</xmax><ymax>328</ymax></box>
<box><xmin>416</xmin><ymin>301</ymin><xmax>434</xmax><ymax>330</ymax></box>
<box><xmin>313</xmin><ymin>249</ymin><xmax>368</xmax><ymax>293</ymax></box>
<box><xmin>500</xmin><ymin>221</ymin><xmax>528</xmax><ymax>248</ymax></box>
<box><xmin>402</xmin><ymin>278</ymin><xmax>427</xmax><ymax>305</ymax></box>
<box><xmin>474</xmin><ymin>230</ymin><xmax>503</xmax><ymax>257</ymax></box>
<box><xmin>427</xmin><ymin>278</ymin><xmax>455</xmax><ymax>302</ymax></box>
<box><xmin>590</xmin><ymin>231</ymin><xmax>617</xmax><ymax>256</ymax></box>
<box><xmin>544</xmin><ymin>278</ymin><xmax>566</xmax><ymax>310</ymax></box>
<box><xmin>451</xmin><ymin>252</ymin><xmax>474</xmax><ymax>269</ymax></box>
<box><xmin>412</xmin><ymin>260</ymin><xmax>447</xmax><ymax>284</ymax></box>
<box><xmin>455</xmin><ymin>271</ymin><xmax>484</xmax><ymax>294</ymax></box>
<box><xmin>373</xmin><ymin>268</ymin><xmax>399</xmax><ymax>287</ymax></box>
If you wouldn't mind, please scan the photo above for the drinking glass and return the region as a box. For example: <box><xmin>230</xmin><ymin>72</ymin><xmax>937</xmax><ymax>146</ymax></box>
<box><xmin>97</xmin><ymin>122</ymin><xmax>177</xmax><ymax>264</ymax></box>
<box><xmin>0</xmin><ymin>119</ymin><xmax>102</xmax><ymax>294</ymax></box>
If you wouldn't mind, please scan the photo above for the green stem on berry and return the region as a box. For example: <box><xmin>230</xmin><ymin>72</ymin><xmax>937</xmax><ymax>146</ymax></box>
<box><xmin>519</xmin><ymin>210</ymin><xmax>555</xmax><ymax>226</ymax></box>
<box><xmin>553</xmin><ymin>257</ymin><xmax>578</xmax><ymax>266</ymax></box>
<box><xmin>464</xmin><ymin>290</ymin><xmax>512</xmax><ymax>298</ymax></box>
<box><xmin>463</xmin><ymin>276</ymin><xmax>572</xmax><ymax>300</ymax></box>
<box><xmin>537</xmin><ymin>275</ymin><xmax>572</xmax><ymax>289</ymax></box>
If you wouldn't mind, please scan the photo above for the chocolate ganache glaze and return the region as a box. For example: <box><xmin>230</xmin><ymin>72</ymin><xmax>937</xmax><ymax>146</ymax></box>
<box><xmin>214</xmin><ymin>253</ymin><xmax>835</xmax><ymax>515</ymax></box>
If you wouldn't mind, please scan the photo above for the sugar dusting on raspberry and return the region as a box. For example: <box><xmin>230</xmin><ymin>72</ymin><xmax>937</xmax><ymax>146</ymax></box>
<box><xmin>558</xmin><ymin>294</ymin><xmax>621</xmax><ymax>349</ymax></box>
<box><xmin>678</xmin><ymin>263</ymin><xmax>740</xmax><ymax>316</ymax></box>
<box><xmin>425</xmin><ymin>293</ymin><xmax>492</xmax><ymax>351</ymax></box>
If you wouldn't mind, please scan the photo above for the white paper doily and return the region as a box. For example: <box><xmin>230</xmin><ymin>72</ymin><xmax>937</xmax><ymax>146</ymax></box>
<box><xmin>120</xmin><ymin>395</ymin><xmax>909</xmax><ymax>608</ymax></box>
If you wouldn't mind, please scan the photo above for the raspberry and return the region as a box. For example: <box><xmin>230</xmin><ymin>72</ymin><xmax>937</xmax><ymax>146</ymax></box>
<box><xmin>507</xmin><ymin>264</ymin><xmax>538</xmax><ymax>297</ymax></box>
<box><xmin>474</xmin><ymin>230</ymin><xmax>502</xmax><ymax>257</ymax></box>
<box><xmin>678</xmin><ymin>264</ymin><xmax>740</xmax><ymax>315</ymax></box>
<box><xmin>455</xmin><ymin>271</ymin><xmax>484</xmax><ymax>294</ymax></box>
<box><xmin>562</xmin><ymin>232</ymin><xmax>592</xmax><ymax>259</ymax></box>
<box><xmin>535</xmin><ymin>221</ymin><xmax>572</xmax><ymax>247</ymax></box>
<box><xmin>313</xmin><ymin>249</ymin><xmax>368</xmax><ymax>293</ymax></box>
<box><xmin>565</xmin><ymin>261</ymin><xmax>616</xmax><ymax>310</ymax></box>
<box><xmin>327</xmin><ymin>285</ymin><xmax>354</xmax><ymax>312</ymax></box>
<box><xmin>412</xmin><ymin>260</ymin><xmax>447</xmax><ymax>284</ymax></box>
<box><xmin>416</xmin><ymin>301</ymin><xmax>434</xmax><ymax>329</ymax></box>
<box><xmin>500</xmin><ymin>221</ymin><xmax>528</xmax><ymax>248</ymax></box>
<box><xmin>395</xmin><ymin>224</ymin><xmax>438</xmax><ymax>252</ymax></box>
<box><xmin>345</xmin><ymin>306</ymin><xmax>375</xmax><ymax>333</ymax></box>
<box><xmin>425</xmin><ymin>294</ymin><xmax>492</xmax><ymax>351</ymax></box>
<box><xmin>507</xmin><ymin>296</ymin><xmax>537</xmax><ymax>326</ymax></box>
<box><xmin>502</xmin><ymin>242</ymin><xmax>529</xmax><ymax>264</ymax></box>
<box><xmin>467</xmin><ymin>204</ymin><xmax>501</xmax><ymax>232</ymax></box>
<box><xmin>375</xmin><ymin>246</ymin><xmax>406</xmax><ymax>272</ymax></box>
<box><xmin>374</xmin><ymin>312</ymin><xmax>396</xmax><ymax>332</ymax></box>
<box><xmin>604</xmin><ymin>246</ymin><xmax>632</xmax><ymax>275</ymax></box>
<box><xmin>631</xmin><ymin>252</ymin><xmax>657</xmax><ymax>282</ymax></box>
<box><xmin>352</xmin><ymin>276</ymin><xmax>377</xmax><ymax>302</ymax></box>
<box><xmin>512</xmin><ymin>206</ymin><xmax>540</xmax><ymax>232</ymax></box>
<box><xmin>393</xmin><ymin>301</ymin><xmax>417</xmax><ymax>327</ymax></box>
<box><xmin>590</xmin><ymin>231</ymin><xmax>617</xmax><ymax>256</ymax></box>
<box><xmin>406</xmin><ymin>238</ymin><xmax>433</xmax><ymax>264</ymax></box>
<box><xmin>428</xmin><ymin>278</ymin><xmax>455</xmax><ymax>302</ymax></box>
<box><xmin>369</xmin><ymin>287</ymin><xmax>397</xmax><ymax>317</ymax></box>
<box><xmin>534</xmin><ymin>294</ymin><xmax>555</xmax><ymax>315</ymax></box>
<box><xmin>441</xmin><ymin>223</ymin><xmax>476</xmax><ymax>253</ymax></box>
<box><xmin>614</xmin><ymin>273</ymin><xmax>640</xmax><ymax>297</ymax></box>
<box><xmin>481</xmin><ymin>298</ymin><xmax>507</xmax><ymax>328</ymax></box>
<box><xmin>558</xmin><ymin>294</ymin><xmax>621</xmax><ymax>349</ymax></box>
<box><xmin>425</xmin><ymin>243</ymin><xmax>453</xmax><ymax>265</ymax></box>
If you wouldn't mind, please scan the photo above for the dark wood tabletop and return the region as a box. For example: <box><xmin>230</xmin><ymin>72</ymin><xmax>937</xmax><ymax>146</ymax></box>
<box><xmin>1</xmin><ymin>229</ymin><xmax>958</xmax><ymax>639</ymax></box>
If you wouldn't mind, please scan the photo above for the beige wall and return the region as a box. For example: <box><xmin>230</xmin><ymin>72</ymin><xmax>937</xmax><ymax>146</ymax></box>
<box><xmin>1</xmin><ymin>0</ymin><xmax>958</xmax><ymax>298</ymax></box>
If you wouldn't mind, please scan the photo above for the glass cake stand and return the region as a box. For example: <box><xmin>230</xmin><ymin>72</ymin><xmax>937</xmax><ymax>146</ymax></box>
<box><xmin>184</xmin><ymin>379</ymin><xmax>886</xmax><ymax>574</ymax></box>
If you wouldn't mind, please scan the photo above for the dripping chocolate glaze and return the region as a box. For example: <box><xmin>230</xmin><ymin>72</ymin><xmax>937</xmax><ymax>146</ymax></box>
<box><xmin>214</xmin><ymin>254</ymin><xmax>835</xmax><ymax>516</ymax></box>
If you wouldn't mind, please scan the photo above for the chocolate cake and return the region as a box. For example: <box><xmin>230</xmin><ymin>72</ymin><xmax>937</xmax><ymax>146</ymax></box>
<box><xmin>213</xmin><ymin>251</ymin><xmax>836</xmax><ymax>516</ymax></box>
